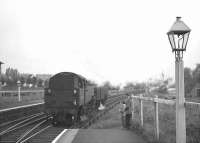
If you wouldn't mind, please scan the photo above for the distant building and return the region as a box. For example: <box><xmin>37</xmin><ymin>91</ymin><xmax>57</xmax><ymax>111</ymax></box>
<box><xmin>190</xmin><ymin>83</ymin><xmax>200</xmax><ymax>97</ymax></box>
<box><xmin>36</xmin><ymin>74</ymin><xmax>51</xmax><ymax>81</ymax></box>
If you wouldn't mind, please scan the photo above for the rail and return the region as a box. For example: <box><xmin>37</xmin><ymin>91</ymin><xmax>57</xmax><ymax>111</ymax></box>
<box><xmin>131</xmin><ymin>94</ymin><xmax>200</xmax><ymax>142</ymax></box>
<box><xmin>0</xmin><ymin>113</ymin><xmax>51</xmax><ymax>143</ymax></box>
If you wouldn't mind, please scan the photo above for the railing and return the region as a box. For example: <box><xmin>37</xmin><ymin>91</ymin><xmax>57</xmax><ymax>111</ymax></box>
<box><xmin>0</xmin><ymin>90</ymin><xmax>44</xmax><ymax>93</ymax></box>
<box><xmin>0</xmin><ymin>90</ymin><xmax>44</xmax><ymax>99</ymax></box>
<box><xmin>0</xmin><ymin>90</ymin><xmax>44</xmax><ymax>107</ymax></box>
<box><xmin>131</xmin><ymin>94</ymin><xmax>200</xmax><ymax>142</ymax></box>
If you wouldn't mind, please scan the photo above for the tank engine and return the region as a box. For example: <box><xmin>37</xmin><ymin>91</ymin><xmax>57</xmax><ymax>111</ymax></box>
<box><xmin>44</xmin><ymin>72</ymin><xmax>108</xmax><ymax>125</ymax></box>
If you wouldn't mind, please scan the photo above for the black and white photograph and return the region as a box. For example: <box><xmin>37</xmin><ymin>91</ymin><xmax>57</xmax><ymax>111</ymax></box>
<box><xmin>0</xmin><ymin>0</ymin><xmax>200</xmax><ymax>143</ymax></box>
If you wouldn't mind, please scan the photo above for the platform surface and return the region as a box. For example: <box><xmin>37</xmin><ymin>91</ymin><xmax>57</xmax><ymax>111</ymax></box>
<box><xmin>55</xmin><ymin>129</ymin><xmax>146</xmax><ymax>143</ymax></box>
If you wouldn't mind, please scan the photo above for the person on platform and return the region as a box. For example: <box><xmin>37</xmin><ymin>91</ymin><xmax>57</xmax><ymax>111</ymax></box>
<box><xmin>125</xmin><ymin>94</ymin><xmax>132</xmax><ymax>129</ymax></box>
<box><xmin>119</xmin><ymin>101</ymin><xmax>126</xmax><ymax>128</ymax></box>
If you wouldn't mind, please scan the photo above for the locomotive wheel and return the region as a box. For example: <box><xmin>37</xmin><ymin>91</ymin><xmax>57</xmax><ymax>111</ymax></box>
<box><xmin>65</xmin><ymin>114</ymin><xmax>73</xmax><ymax>126</ymax></box>
<box><xmin>51</xmin><ymin>115</ymin><xmax>58</xmax><ymax>126</ymax></box>
<box><xmin>77</xmin><ymin>106</ymin><xmax>84</xmax><ymax>121</ymax></box>
<box><xmin>52</xmin><ymin>120</ymin><xmax>58</xmax><ymax>126</ymax></box>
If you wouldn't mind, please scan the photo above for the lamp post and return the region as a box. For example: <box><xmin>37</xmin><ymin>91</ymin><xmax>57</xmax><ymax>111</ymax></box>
<box><xmin>17</xmin><ymin>80</ymin><xmax>21</xmax><ymax>102</ymax></box>
<box><xmin>167</xmin><ymin>17</ymin><xmax>191</xmax><ymax>143</ymax></box>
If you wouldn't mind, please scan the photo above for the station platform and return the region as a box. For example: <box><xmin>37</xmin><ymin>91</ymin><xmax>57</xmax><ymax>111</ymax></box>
<box><xmin>53</xmin><ymin>129</ymin><xmax>146</xmax><ymax>143</ymax></box>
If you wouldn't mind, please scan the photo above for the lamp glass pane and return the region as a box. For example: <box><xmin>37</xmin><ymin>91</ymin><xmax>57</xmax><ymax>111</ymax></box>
<box><xmin>168</xmin><ymin>34</ymin><xmax>176</xmax><ymax>50</ymax></box>
<box><xmin>182</xmin><ymin>32</ymin><xmax>190</xmax><ymax>50</ymax></box>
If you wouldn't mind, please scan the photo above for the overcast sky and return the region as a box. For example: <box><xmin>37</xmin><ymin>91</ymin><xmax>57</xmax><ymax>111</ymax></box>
<box><xmin>0</xmin><ymin>0</ymin><xmax>200</xmax><ymax>85</ymax></box>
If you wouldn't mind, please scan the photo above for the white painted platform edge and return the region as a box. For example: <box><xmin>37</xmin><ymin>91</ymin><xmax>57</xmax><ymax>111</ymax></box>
<box><xmin>51</xmin><ymin>129</ymin><xmax>68</xmax><ymax>143</ymax></box>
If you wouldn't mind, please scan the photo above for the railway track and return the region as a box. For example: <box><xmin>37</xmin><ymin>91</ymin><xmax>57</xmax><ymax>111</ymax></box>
<box><xmin>0</xmin><ymin>113</ymin><xmax>44</xmax><ymax>133</ymax></box>
<box><xmin>0</xmin><ymin>93</ymin><xmax>125</xmax><ymax>143</ymax></box>
<box><xmin>77</xmin><ymin>93</ymin><xmax>125</xmax><ymax>129</ymax></box>
<box><xmin>0</xmin><ymin>113</ymin><xmax>51</xmax><ymax>143</ymax></box>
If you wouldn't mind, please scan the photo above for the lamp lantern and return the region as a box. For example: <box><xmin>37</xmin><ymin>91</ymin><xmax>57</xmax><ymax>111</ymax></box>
<box><xmin>17</xmin><ymin>80</ymin><xmax>21</xmax><ymax>87</ymax></box>
<box><xmin>167</xmin><ymin>17</ymin><xmax>191</xmax><ymax>60</ymax></box>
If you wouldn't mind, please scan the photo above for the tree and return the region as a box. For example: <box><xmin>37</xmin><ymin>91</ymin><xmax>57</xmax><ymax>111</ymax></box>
<box><xmin>5</xmin><ymin>68</ymin><xmax>20</xmax><ymax>86</ymax></box>
<box><xmin>184</xmin><ymin>67</ymin><xmax>194</xmax><ymax>96</ymax></box>
<box><xmin>102</xmin><ymin>81</ymin><xmax>113</xmax><ymax>90</ymax></box>
<box><xmin>192</xmin><ymin>64</ymin><xmax>200</xmax><ymax>84</ymax></box>
<box><xmin>124</xmin><ymin>82</ymin><xmax>146</xmax><ymax>91</ymax></box>
<box><xmin>37</xmin><ymin>78</ymin><xmax>44</xmax><ymax>87</ymax></box>
<box><xmin>19</xmin><ymin>76</ymin><xmax>26</xmax><ymax>85</ymax></box>
<box><xmin>44</xmin><ymin>79</ymin><xmax>49</xmax><ymax>88</ymax></box>
<box><xmin>124</xmin><ymin>82</ymin><xmax>135</xmax><ymax>89</ymax></box>
<box><xmin>0</xmin><ymin>74</ymin><xmax>7</xmax><ymax>85</ymax></box>
<box><xmin>32</xmin><ymin>76</ymin><xmax>37</xmax><ymax>86</ymax></box>
<box><xmin>87</xmin><ymin>80</ymin><xmax>97</xmax><ymax>86</ymax></box>
<box><xmin>26</xmin><ymin>74</ymin><xmax>33</xmax><ymax>84</ymax></box>
<box><xmin>115</xmin><ymin>85</ymin><xmax>120</xmax><ymax>90</ymax></box>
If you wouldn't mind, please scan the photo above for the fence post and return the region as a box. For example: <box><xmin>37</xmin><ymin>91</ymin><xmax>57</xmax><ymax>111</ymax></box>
<box><xmin>140</xmin><ymin>94</ymin><xmax>143</xmax><ymax>127</ymax></box>
<box><xmin>17</xmin><ymin>81</ymin><xmax>21</xmax><ymax>102</ymax></box>
<box><xmin>154</xmin><ymin>95</ymin><xmax>159</xmax><ymax>140</ymax></box>
<box><xmin>131</xmin><ymin>94</ymin><xmax>134</xmax><ymax>120</ymax></box>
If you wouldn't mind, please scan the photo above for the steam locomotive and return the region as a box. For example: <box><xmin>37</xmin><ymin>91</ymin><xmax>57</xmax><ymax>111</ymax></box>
<box><xmin>44</xmin><ymin>72</ymin><xmax>108</xmax><ymax>125</ymax></box>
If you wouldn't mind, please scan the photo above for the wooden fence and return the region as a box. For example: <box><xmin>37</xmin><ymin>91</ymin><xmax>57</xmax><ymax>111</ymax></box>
<box><xmin>131</xmin><ymin>94</ymin><xmax>200</xmax><ymax>142</ymax></box>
